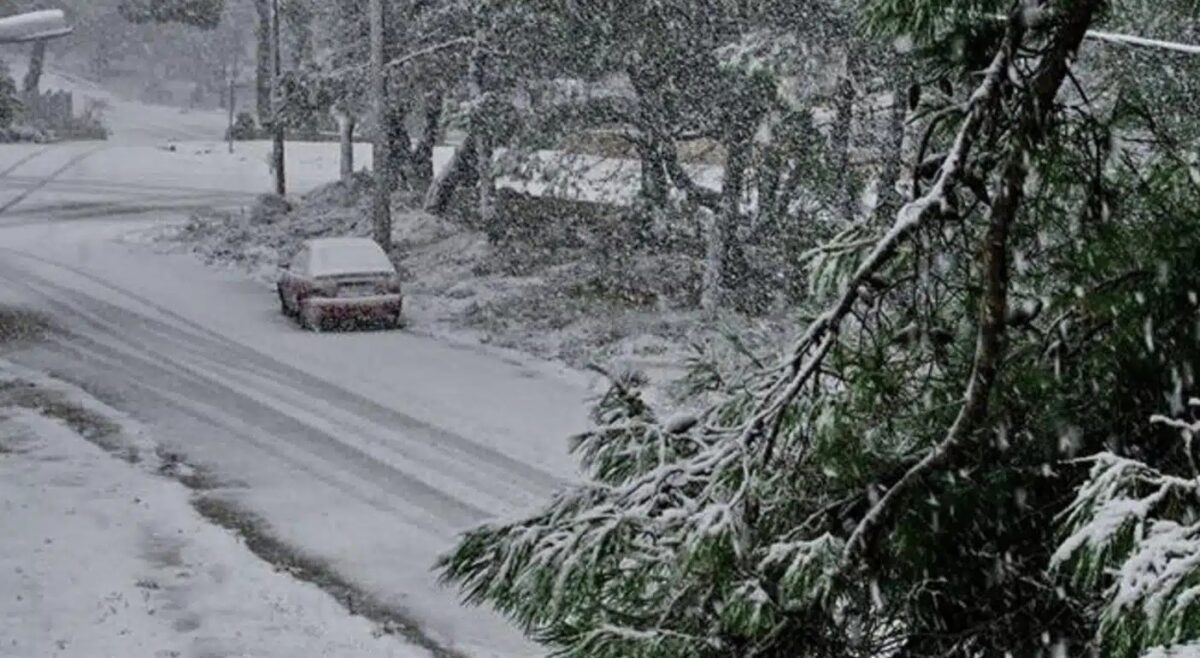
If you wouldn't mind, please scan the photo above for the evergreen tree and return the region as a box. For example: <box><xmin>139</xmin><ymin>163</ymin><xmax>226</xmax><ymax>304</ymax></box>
<box><xmin>439</xmin><ymin>1</ymin><xmax>1200</xmax><ymax>655</ymax></box>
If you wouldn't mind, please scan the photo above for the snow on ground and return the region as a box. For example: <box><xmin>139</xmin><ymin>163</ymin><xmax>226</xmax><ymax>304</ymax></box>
<box><xmin>0</xmin><ymin>93</ymin><xmax>732</xmax><ymax>653</ymax></box>
<box><xmin>0</xmin><ymin>366</ymin><xmax>430</xmax><ymax>658</ymax></box>
<box><xmin>151</xmin><ymin>172</ymin><xmax>791</xmax><ymax>409</ymax></box>
<box><xmin>6</xmin><ymin>65</ymin><xmax>228</xmax><ymax>145</ymax></box>
<box><xmin>0</xmin><ymin>215</ymin><xmax>592</xmax><ymax>657</ymax></box>
<box><xmin>0</xmin><ymin>81</ymin><xmax>608</xmax><ymax>658</ymax></box>
<box><xmin>0</xmin><ymin>140</ymin><xmax>376</xmax><ymax>217</ymax></box>
<box><xmin>153</xmin><ymin>188</ymin><xmax>710</xmax><ymax>399</ymax></box>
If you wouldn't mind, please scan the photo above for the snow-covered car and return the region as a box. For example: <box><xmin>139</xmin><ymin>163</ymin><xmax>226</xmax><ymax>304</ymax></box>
<box><xmin>277</xmin><ymin>238</ymin><xmax>403</xmax><ymax>331</ymax></box>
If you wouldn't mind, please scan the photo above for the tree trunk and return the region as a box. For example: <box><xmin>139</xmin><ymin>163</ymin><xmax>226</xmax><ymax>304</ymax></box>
<box><xmin>477</xmin><ymin>130</ymin><xmax>497</xmax><ymax>239</ymax></box>
<box><xmin>385</xmin><ymin>102</ymin><xmax>413</xmax><ymax>190</ymax></box>
<box><xmin>469</xmin><ymin>43</ymin><xmax>498</xmax><ymax>241</ymax></box>
<box><xmin>408</xmin><ymin>90</ymin><xmax>443</xmax><ymax>192</ymax></box>
<box><xmin>873</xmin><ymin>75</ymin><xmax>909</xmax><ymax>224</ymax></box>
<box><xmin>269</xmin><ymin>0</ymin><xmax>285</xmax><ymax>197</ymax></box>
<box><xmin>22</xmin><ymin>40</ymin><xmax>46</xmax><ymax>96</ymax></box>
<box><xmin>702</xmin><ymin>136</ymin><xmax>750</xmax><ymax>315</ymax></box>
<box><xmin>368</xmin><ymin>0</ymin><xmax>391</xmax><ymax>249</ymax></box>
<box><xmin>423</xmin><ymin>135</ymin><xmax>478</xmax><ymax>215</ymax></box>
<box><xmin>699</xmin><ymin>206</ymin><xmax>723</xmax><ymax>316</ymax></box>
<box><xmin>634</xmin><ymin>136</ymin><xmax>670</xmax><ymax>208</ymax></box>
<box><xmin>253</xmin><ymin>0</ymin><xmax>272</xmax><ymax>127</ymax></box>
<box><xmin>626</xmin><ymin>66</ymin><xmax>672</xmax><ymax>210</ymax></box>
<box><xmin>336</xmin><ymin>109</ymin><xmax>355</xmax><ymax>186</ymax></box>
<box><xmin>830</xmin><ymin>52</ymin><xmax>857</xmax><ymax>222</ymax></box>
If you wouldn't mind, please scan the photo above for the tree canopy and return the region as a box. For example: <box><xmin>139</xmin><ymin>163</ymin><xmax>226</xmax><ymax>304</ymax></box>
<box><xmin>435</xmin><ymin>0</ymin><xmax>1200</xmax><ymax>655</ymax></box>
<box><xmin>118</xmin><ymin>0</ymin><xmax>226</xmax><ymax>28</ymax></box>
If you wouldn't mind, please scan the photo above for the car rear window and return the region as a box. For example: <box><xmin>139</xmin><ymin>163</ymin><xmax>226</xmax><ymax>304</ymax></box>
<box><xmin>310</xmin><ymin>241</ymin><xmax>395</xmax><ymax>277</ymax></box>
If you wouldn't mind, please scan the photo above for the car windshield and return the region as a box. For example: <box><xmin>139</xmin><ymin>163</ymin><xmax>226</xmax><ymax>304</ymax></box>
<box><xmin>310</xmin><ymin>241</ymin><xmax>394</xmax><ymax>277</ymax></box>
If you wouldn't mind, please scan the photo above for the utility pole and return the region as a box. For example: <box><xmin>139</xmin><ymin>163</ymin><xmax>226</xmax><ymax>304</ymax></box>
<box><xmin>226</xmin><ymin>35</ymin><xmax>240</xmax><ymax>155</ymax></box>
<box><xmin>227</xmin><ymin>64</ymin><xmax>236</xmax><ymax>154</ymax></box>
<box><xmin>23</xmin><ymin>39</ymin><xmax>46</xmax><ymax>95</ymax></box>
<box><xmin>270</xmin><ymin>0</ymin><xmax>286</xmax><ymax>196</ymax></box>
<box><xmin>368</xmin><ymin>0</ymin><xmax>391</xmax><ymax>249</ymax></box>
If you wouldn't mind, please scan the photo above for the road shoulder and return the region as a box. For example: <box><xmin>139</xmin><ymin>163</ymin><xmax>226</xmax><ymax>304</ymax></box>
<box><xmin>0</xmin><ymin>363</ymin><xmax>431</xmax><ymax>658</ymax></box>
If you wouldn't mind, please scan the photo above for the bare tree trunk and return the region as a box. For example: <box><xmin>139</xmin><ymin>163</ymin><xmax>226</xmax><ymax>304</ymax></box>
<box><xmin>336</xmin><ymin>108</ymin><xmax>355</xmax><ymax>185</ymax></box>
<box><xmin>368</xmin><ymin>0</ymin><xmax>391</xmax><ymax>248</ymax></box>
<box><xmin>408</xmin><ymin>90</ymin><xmax>443</xmax><ymax>192</ymax></box>
<box><xmin>699</xmin><ymin>206</ymin><xmax>723</xmax><ymax>316</ymax></box>
<box><xmin>423</xmin><ymin>135</ymin><xmax>478</xmax><ymax>215</ymax></box>
<box><xmin>476</xmin><ymin>130</ymin><xmax>497</xmax><ymax>238</ymax></box>
<box><xmin>830</xmin><ymin>52</ymin><xmax>858</xmax><ymax>222</ymax></box>
<box><xmin>270</xmin><ymin>0</ymin><xmax>285</xmax><ymax>197</ymax></box>
<box><xmin>634</xmin><ymin>136</ymin><xmax>670</xmax><ymax>208</ymax></box>
<box><xmin>702</xmin><ymin>136</ymin><xmax>750</xmax><ymax>315</ymax></box>
<box><xmin>253</xmin><ymin>0</ymin><xmax>272</xmax><ymax>127</ymax></box>
<box><xmin>288</xmin><ymin>1</ymin><xmax>319</xmax><ymax>140</ymax></box>
<box><xmin>22</xmin><ymin>40</ymin><xmax>46</xmax><ymax>96</ymax></box>
<box><xmin>386</xmin><ymin>102</ymin><xmax>412</xmax><ymax>189</ymax></box>
<box><xmin>227</xmin><ymin>70</ymin><xmax>236</xmax><ymax>153</ymax></box>
<box><xmin>873</xmin><ymin>75</ymin><xmax>909</xmax><ymax>224</ymax></box>
<box><xmin>469</xmin><ymin>42</ymin><xmax>498</xmax><ymax>240</ymax></box>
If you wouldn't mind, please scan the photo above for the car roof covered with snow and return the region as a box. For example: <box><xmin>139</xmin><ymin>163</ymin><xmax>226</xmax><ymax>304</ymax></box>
<box><xmin>304</xmin><ymin>237</ymin><xmax>395</xmax><ymax>277</ymax></box>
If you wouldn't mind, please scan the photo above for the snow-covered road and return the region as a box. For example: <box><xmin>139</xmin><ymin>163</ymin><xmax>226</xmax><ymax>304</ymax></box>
<box><xmin>0</xmin><ymin>139</ymin><xmax>593</xmax><ymax>656</ymax></box>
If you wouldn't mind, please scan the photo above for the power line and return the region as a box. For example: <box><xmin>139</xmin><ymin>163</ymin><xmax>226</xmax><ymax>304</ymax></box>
<box><xmin>1085</xmin><ymin>29</ymin><xmax>1200</xmax><ymax>56</ymax></box>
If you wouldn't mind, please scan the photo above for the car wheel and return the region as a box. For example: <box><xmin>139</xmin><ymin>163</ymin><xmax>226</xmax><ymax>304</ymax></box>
<box><xmin>299</xmin><ymin>303</ymin><xmax>323</xmax><ymax>332</ymax></box>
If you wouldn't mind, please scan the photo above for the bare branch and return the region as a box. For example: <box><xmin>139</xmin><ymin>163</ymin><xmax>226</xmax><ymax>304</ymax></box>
<box><xmin>386</xmin><ymin>36</ymin><xmax>476</xmax><ymax>70</ymax></box>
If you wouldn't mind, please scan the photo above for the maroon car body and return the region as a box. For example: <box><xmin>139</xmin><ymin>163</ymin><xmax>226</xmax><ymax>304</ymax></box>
<box><xmin>277</xmin><ymin>238</ymin><xmax>403</xmax><ymax>331</ymax></box>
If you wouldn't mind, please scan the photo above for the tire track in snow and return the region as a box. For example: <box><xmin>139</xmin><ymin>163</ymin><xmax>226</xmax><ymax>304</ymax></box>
<box><xmin>0</xmin><ymin>147</ymin><xmax>104</xmax><ymax>216</ymax></box>
<box><xmin>34</xmin><ymin>333</ymin><xmax>449</xmax><ymax>528</ymax></box>
<box><xmin>0</xmin><ymin>146</ymin><xmax>52</xmax><ymax>178</ymax></box>
<box><xmin>0</xmin><ymin>258</ymin><xmax>560</xmax><ymax>516</ymax></box>
<box><xmin>0</xmin><ymin>270</ymin><xmax>518</xmax><ymax>525</ymax></box>
<box><xmin>0</xmin><ymin>174</ymin><xmax>263</xmax><ymax>199</ymax></box>
<box><xmin>0</xmin><ymin>246</ymin><xmax>567</xmax><ymax>492</ymax></box>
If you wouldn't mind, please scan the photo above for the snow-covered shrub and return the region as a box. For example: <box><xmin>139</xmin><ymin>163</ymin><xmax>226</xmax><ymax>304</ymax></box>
<box><xmin>1055</xmin><ymin>404</ymin><xmax>1200</xmax><ymax>658</ymax></box>
<box><xmin>0</xmin><ymin>60</ymin><xmax>18</xmax><ymax>132</ymax></box>
<box><xmin>226</xmin><ymin>112</ymin><xmax>258</xmax><ymax>141</ymax></box>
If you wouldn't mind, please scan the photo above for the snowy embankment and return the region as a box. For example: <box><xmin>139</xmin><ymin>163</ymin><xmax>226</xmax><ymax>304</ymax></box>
<box><xmin>148</xmin><ymin>139</ymin><xmax>787</xmax><ymax>402</ymax></box>
<box><xmin>157</xmin><ymin>183</ymin><xmax>714</xmax><ymax>395</ymax></box>
<box><xmin>0</xmin><ymin>360</ymin><xmax>430</xmax><ymax>658</ymax></box>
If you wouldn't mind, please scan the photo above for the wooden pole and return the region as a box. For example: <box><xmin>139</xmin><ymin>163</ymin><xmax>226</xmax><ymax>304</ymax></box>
<box><xmin>369</xmin><ymin>0</ymin><xmax>392</xmax><ymax>249</ymax></box>
<box><xmin>227</xmin><ymin>68</ymin><xmax>236</xmax><ymax>154</ymax></box>
<box><xmin>270</xmin><ymin>0</ymin><xmax>286</xmax><ymax>196</ymax></box>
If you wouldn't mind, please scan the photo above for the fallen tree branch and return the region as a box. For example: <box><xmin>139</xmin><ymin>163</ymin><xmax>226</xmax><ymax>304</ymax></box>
<box><xmin>840</xmin><ymin>0</ymin><xmax>1104</xmax><ymax>570</ymax></box>
<box><xmin>734</xmin><ymin>12</ymin><xmax>1020</xmax><ymax>453</ymax></box>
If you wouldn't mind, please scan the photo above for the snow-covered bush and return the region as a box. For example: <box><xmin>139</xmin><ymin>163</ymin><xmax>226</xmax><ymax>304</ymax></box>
<box><xmin>0</xmin><ymin>60</ymin><xmax>19</xmax><ymax>132</ymax></box>
<box><xmin>1055</xmin><ymin>404</ymin><xmax>1200</xmax><ymax>658</ymax></box>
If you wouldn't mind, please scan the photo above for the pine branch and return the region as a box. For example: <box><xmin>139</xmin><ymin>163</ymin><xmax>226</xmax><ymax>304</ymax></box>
<box><xmin>840</xmin><ymin>0</ymin><xmax>1105</xmax><ymax>571</ymax></box>
<box><xmin>733</xmin><ymin>4</ymin><xmax>1022</xmax><ymax>458</ymax></box>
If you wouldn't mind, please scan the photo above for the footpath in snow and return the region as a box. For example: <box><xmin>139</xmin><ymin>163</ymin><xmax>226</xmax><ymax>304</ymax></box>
<box><xmin>0</xmin><ymin>364</ymin><xmax>431</xmax><ymax>658</ymax></box>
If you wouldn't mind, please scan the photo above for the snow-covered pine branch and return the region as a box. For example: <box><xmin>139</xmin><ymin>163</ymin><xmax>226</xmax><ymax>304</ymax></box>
<box><xmin>1055</xmin><ymin>405</ymin><xmax>1200</xmax><ymax>658</ymax></box>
